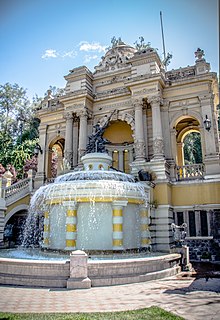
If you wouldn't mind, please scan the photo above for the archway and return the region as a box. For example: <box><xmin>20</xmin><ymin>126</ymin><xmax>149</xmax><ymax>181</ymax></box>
<box><xmin>183</xmin><ymin>131</ymin><xmax>202</xmax><ymax>164</ymax></box>
<box><xmin>103</xmin><ymin>120</ymin><xmax>134</xmax><ymax>172</ymax></box>
<box><xmin>47</xmin><ymin>138</ymin><xmax>65</xmax><ymax>179</ymax></box>
<box><xmin>175</xmin><ymin>116</ymin><xmax>201</xmax><ymax>166</ymax></box>
<box><xmin>4</xmin><ymin>209</ymin><xmax>28</xmax><ymax>245</ymax></box>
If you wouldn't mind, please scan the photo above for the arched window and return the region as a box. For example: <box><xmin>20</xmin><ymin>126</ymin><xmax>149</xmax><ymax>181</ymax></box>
<box><xmin>183</xmin><ymin>132</ymin><xmax>202</xmax><ymax>164</ymax></box>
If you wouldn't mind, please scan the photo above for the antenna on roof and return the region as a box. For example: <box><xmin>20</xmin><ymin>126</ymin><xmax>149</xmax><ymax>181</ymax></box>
<box><xmin>160</xmin><ymin>11</ymin><xmax>166</xmax><ymax>62</ymax></box>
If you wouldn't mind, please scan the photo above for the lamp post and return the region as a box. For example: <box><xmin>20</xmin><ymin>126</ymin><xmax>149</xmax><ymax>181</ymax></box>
<box><xmin>34</xmin><ymin>143</ymin><xmax>43</xmax><ymax>156</ymax></box>
<box><xmin>204</xmin><ymin>115</ymin><xmax>211</xmax><ymax>131</ymax></box>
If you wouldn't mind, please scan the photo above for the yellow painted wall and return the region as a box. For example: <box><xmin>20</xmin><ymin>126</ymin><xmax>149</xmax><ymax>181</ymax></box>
<box><xmin>6</xmin><ymin>195</ymin><xmax>30</xmax><ymax>216</ymax></box>
<box><xmin>153</xmin><ymin>183</ymin><xmax>172</xmax><ymax>205</ymax></box>
<box><xmin>103</xmin><ymin>121</ymin><xmax>133</xmax><ymax>144</ymax></box>
<box><xmin>153</xmin><ymin>182</ymin><xmax>220</xmax><ymax>206</ymax></box>
<box><xmin>171</xmin><ymin>182</ymin><xmax>220</xmax><ymax>206</ymax></box>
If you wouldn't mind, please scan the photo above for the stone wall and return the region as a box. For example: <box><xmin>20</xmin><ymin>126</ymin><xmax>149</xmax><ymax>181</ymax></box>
<box><xmin>186</xmin><ymin>238</ymin><xmax>220</xmax><ymax>261</ymax></box>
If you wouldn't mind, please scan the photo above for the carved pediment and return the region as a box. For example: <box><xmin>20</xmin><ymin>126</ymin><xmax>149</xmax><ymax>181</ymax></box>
<box><xmin>94</xmin><ymin>43</ymin><xmax>136</xmax><ymax>74</ymax></box>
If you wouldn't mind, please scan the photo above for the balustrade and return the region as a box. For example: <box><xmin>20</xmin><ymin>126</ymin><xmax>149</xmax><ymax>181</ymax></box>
<box><xmin>3</xmin><ymin>178</ymin><xmax>30</xmax><ymax>205</ymax></box>
<box><xmin>176</xmin><ymin>164</ymin><xmax>204</xmax><ymax>181</ymax></box>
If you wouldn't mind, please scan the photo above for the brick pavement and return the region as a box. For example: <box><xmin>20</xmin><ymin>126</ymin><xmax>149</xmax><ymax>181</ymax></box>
<box><xmin>0</xmin><ymin>276</ymin><xmax>220</xmax><ymax>320</ymax></box>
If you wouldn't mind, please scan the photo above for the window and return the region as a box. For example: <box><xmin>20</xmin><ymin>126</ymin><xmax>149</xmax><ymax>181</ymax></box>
<box><xmin>200</xmin><ymin>211</ymin><xmax>208</xmax><ymax>236</ymax></box>
<box><xmin>112</xmin><ymin>150</ymin><xmax>119</xmax><ymax>170</ymax></box>
<box><xmin>123</xmin><ymin>149</ymin><xmax>130</xmax><ymax>173</ymax></box>
<box><xmin>188</xmin><ymin>211</ymin><xmax>196</xmax><ymax>236</ymax></box>
<box><xmin>177</xmin><ymin>212</ymin><xmax>184</xmax><ymax>226</ymax></box>
<box><xmin>175</xmin><ymin>210</ymin><xmax>210</xmax><ymax>237</ymax></box>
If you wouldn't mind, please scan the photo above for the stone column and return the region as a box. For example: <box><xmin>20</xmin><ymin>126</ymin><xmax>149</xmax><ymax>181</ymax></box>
<box><xmin>34</xmin><ymin>124</ymin><xmax>48</xmax><ymax>188</ymax></box>
<box><xmin>170</xmin><ymin>128</ymin><xmax>178</xmax><ymax>162</ymax></box>
<box><xmin>143</xmin><ymin>107</ymin><xmax>148</xmax><ymax>159</ymax></box>
<box><xmin>64</xmin><ymin>201</ymin><xmax>78</xmax><ymax>250</ymax></box>
<box><xmin>133</xmin><ymin>99</ymin><xmax>145</xmax><ymax>161</ymax></box>
<box><xmin>112</xmin><ymin>201</ymin><xmax>127</xmax><ymax>250</ymax></box>
<box><xmin>64</xmin><ymin>112</ymin><xmax>73</xmax><ymax>167</ymax></box>
<box><xmin>42</xmin><ymin>209</ymin><xmax>50</xmax><ymax>248</ymax></box>
<box><xmin>78</xmin><ymin>110</ymin><xmax>88</xmax><ymax>161</ymax></box>
<box><xmin>177</xmin><ymin>142</ymin><xmax>184</xmax><ymax>166</ymax></box>
<box><xmin>72</xmin><ymin>117</ymin><xmax>79</xmax><ymax>168</ymax></box>
<box><xmin>149</xmin><ymin>95</ymin><xmax>164</xmax><ymax>159</ymax></box>
<box><xmin>118</xmin><ymin>150</ymin><xmax>124</xmax><ymax>171</ymax></box>
<box><xmin>139</xmin><ymin>205</ymin><xmax>151</xmax><ymax>249</ymax></box>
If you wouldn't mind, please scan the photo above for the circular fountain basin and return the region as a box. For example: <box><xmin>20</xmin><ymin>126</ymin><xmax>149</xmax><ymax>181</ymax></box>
<box><xmin>0</xmin><ymin>249</ymin><xmax>181</xmax><ymax>288</ymax></box>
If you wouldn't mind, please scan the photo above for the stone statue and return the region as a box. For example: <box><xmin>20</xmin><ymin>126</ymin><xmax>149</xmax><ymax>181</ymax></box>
<box><xmin>171</xmin><ymin>223</ymin><xmax>187</xmax><ymax>247</ymax></box>
<box><xmin>134</xmin><ymin>36</ymin><xmax>151</xmax><ymax>51</ymax></box>
<box><xmin>86</xmin><ymin>110</ymin><xmax>116</xmax><ymax>154</ymax></box>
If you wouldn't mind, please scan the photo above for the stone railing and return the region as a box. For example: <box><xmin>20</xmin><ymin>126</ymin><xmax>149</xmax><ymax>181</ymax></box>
<box><xmin>3</xmin><ymin>178</ymin><xmax>31</xmax><ymax>206</ymax></box>
<box><xmin>166</xmin><ymin>66</ymin><xmax>196</xmax><ymax>82</ymax></box>
<box><xmin>176</xmin><ymin>164</ymin><xmax>204</xmax><ymax>181</ymax></box>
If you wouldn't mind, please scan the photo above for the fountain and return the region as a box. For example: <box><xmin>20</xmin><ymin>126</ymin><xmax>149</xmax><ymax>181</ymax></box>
<box><xmin>0</xmin><ymin>117</ymin><xmax>182</xmax><ymax>288</ymax></box>
<box><xmin>21</xmin><ymin>152</ymin><xmax>151</xmax><ymax>253</ymax></box>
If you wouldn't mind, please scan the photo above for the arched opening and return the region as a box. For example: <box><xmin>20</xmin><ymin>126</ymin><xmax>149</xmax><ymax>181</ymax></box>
<box><xmin>4</xmin><ymin>210</ymin><xmax>28</xmax><ymax>246</ymax></box>
<box><xmin>103</xmin><ymin>120</ymin><xmax>134</xmax><ymax>173</ymax></box>
<box><xmin>47</xmin><ymin>138</ymin><xmax>65</xmax><ymax>179</ymax></box>
<box><xmin>183</xmin><ymin>132</ymin><xmax>202</xmax><ymax>164</ymax></box>
<box><xmin>174</xmin><ymin>116</ymin><xmax>204</xmax><ymax>180</ymax></box>
<box><xmin>175</xmin><ymin>116</ymin><xmax>201</xmax><ymax>166</ymax></box>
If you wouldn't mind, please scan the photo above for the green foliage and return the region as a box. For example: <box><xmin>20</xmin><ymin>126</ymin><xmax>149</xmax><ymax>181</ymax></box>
<box><xmin>0</xmin><ymin>307</ymin><xmax>184</xmax><ymax>319</ymax></box>
<box><xmin>0</xmin><ymin>83</ymin><xmax>40</xmax><ymax>178</ymax></box>
<box><xmin>183</xmin><ymin>132</ymin><xmax>202</xmax><ymax>164</ymax></box>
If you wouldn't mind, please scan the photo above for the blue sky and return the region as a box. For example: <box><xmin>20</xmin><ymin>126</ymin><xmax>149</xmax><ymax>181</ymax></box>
<box><xmin>0</xmin><ymin>0</ymin><xmax>219</xmax><ymax>100</ymax></box>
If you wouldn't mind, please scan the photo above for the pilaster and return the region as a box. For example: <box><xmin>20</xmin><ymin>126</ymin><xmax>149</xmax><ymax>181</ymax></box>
<box><xmin>148</xmin><ymin>95</ymin><xmax>165</xmax><ymax>160</ymax></box>
<box><xmin>78</xmin><ymin>110</ymin><xmax>88</xmax><ymax>161</ymax></box>
<box><xmin>199</xmin><ymin>95</ymin><xmax>220</xmax><ymax>178</ymax></box>
<box><xmin>35</xmin><ymin>125</ymin><xmax>48</xmax><ymax>188</ymax></box>
<box><xmin>64</xmin><ymin>112</ymin><xmax>73</xmax><ymax>167</ymax></box>
<box><xmin>133</xmin><ymin>99</ymin><xmax>145</xmax><ymax>162</ymax></box>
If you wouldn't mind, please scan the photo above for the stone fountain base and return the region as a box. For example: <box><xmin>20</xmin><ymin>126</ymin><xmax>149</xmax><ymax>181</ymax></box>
<box><xmin>0</xmin><ymin>252</ymin><xmax>181</xmax><ymax>288</ymax></box>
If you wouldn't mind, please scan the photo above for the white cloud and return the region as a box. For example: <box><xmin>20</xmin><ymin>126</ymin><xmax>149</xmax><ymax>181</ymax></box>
<box><xmin>42</xmin><ymin>49</ymin><xmax>77</xmax><ymax>59</ymax></box>
<box><xmin>79</xmin><ymin>41</ymin><xmax>106</xmax><ymax>53</ymax></box>
<box><xmin>42</xmin><ymin>49</ymin><xmax>58</xmax><ymax>59</ymax></box>
<box><xmin>84</xmin><ymin>55</ymin><xmax>99</xmax><ymax>63</ymax></box>
<box><xmin>62</xmin><ymin>50</ymin><xmax>77</xmax><ymax>58</ymax></box>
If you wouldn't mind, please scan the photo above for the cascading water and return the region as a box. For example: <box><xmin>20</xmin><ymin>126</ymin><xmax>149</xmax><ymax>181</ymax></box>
<box><xmin>22</xmin><ymin>153</ymin><xmax>151</xmax><ymax>252</ymax></box>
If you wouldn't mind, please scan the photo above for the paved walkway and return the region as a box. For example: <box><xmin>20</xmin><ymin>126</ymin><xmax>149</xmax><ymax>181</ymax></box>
<box><xmin>0</xmin><ymin>276</ymin><xmax>220</xmax><ymax>319</ymax></box>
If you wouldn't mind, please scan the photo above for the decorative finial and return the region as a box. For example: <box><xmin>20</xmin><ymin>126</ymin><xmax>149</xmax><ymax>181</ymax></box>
<box><xmin>194</xmin><ymin>48</ymin><xmax>205</xmax><ymax>61</ymax></box>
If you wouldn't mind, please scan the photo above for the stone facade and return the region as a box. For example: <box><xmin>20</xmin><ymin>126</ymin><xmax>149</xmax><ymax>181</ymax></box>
<box><xmin>34</xmin><ymin>39</ymin><xmax>220</xmax><ymax>254</ymax></box>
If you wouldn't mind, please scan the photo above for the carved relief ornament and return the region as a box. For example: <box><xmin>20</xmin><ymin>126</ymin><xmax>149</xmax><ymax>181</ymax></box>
<box><xmin>148</xmin><ymin>95</ymin><xmax>163</xmax><ymax>106</ymax></box>
<box><xmin>153</xmin><ymin>138</ymin><xmax>164</xmax><ymax>155</ymax></box>
<box><xmin>63</xmin><ymin>112</ymin><xmax>73</xmax><ymax>121</ymax></box>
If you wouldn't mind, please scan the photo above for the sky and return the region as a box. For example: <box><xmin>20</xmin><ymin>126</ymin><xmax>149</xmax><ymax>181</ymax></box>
<box><xmin>0</xmin><ymin>0</ymin><xmax>219</xmax><ymax>100</ymax></box>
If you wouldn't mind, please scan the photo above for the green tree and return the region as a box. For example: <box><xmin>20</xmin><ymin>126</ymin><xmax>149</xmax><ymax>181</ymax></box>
<box><xmin>0</xmin><ymin>83</ymin><xmax>40</xmax><ymax>178</ymax></box>
<box><xmin>0</xmin><ymin>83</ymin><xmax>32</xmax><ymax>141</ymax></box>
<box><xmin>183</xmin><ymin>132</ymin><xmax>202</xmax><ymax>164</ymax></box>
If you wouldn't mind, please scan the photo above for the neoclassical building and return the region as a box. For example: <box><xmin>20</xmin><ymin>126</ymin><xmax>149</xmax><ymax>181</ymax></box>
<box><xmin>35</xmin><ymin>39</ymin><xmax>220</xmax><ymax>255</ymax></box>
